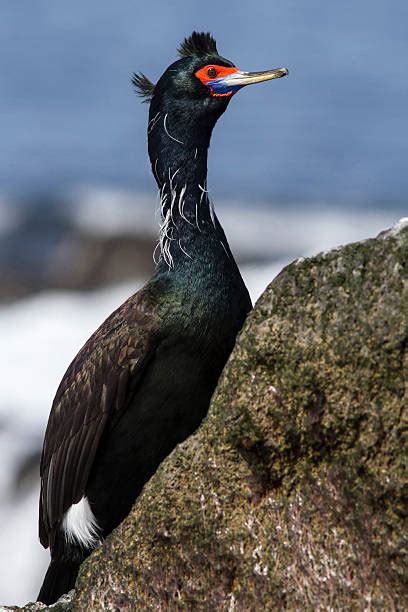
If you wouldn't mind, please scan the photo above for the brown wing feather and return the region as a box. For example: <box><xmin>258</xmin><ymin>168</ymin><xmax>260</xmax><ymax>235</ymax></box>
<box><xmin>39</xmin><ymin>286</ymin><xmax>160</xmax><ymax>548</ymax></box>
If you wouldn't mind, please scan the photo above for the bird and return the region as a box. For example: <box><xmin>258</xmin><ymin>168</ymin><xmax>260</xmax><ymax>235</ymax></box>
<box><xmin>37</xmin><ymin>31</ymin><xmax>288</xmax><ymax>604</ymax></box>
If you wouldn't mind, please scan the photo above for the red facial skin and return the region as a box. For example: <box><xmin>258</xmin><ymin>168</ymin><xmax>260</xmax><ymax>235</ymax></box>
<box><xmin>195</xmin><ymin>64</ymin><xmax>239</xmax><ymax>97</ymax></box>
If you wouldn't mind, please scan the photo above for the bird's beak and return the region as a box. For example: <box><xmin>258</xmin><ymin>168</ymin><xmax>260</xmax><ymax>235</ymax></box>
<box><xmin>220</xmin><ymin>67</ymin><xmax>289</xmax><ymax>87</ymax></box>
<box><xmin>206</xmin><ymin>67</ymin><xmax>288</xmax><ymax>97</ymax></box>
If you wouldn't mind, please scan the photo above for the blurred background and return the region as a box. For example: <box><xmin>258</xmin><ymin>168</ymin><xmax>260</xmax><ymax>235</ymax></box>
<box><xmin>1</xmin><ymin>0</ymin><xmax>407</xmax><ymax>604</ymax></box>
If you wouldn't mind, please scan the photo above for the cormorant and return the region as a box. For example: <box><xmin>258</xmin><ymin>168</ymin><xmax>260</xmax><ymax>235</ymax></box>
<box><xmin>37</xmin><ymin>32</ymin><xmax>288</xmax><ymax>604</ymax></box>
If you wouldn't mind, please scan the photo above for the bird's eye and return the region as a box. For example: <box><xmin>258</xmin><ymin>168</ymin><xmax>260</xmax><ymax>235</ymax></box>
<box><xmin>207</xmin><ymin>67</ymin><xmax>217</xmax><ymax>78</ymax></box>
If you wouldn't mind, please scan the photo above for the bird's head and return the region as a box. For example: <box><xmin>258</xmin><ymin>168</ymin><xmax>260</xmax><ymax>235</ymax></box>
<box><xmin>132</xmin><ymin>32</ymin><xmax>288</xmax><ymax>187</ymax></box>
<box><xmin>133</xmin><ymin>32</ymin><xmax>288</xmax><ymax>154</ymax></box>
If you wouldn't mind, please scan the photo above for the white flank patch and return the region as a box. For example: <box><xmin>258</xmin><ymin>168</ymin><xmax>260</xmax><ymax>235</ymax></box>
<box><xmin>62</xmin><ymin>496</ymin><xmax>100</xmax><ymax>548</ymax></box>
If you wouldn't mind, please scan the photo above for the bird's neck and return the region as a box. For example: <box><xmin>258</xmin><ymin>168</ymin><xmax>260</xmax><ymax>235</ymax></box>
<box><xmin>148</xmin><ymin>113</ymin><xmax>225</xmax><ymax>269</ymax></box>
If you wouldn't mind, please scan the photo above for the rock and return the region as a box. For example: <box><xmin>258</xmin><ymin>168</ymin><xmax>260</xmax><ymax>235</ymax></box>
<box><xmin>11</xmin><ymin>220</ymin><xmax>408</xmax><ymax>610</ymax></box>
<box><xmin>1</xmin><ymin>590</ymin><xmax>74</xmax><ymax>611</ymax></box>
<box><xmin>0</xmin><ymin>193</ymin><xmax>156</xmax><ymax>303</ymax></box>
<box><xmin>0</xmin><ymin>228</ymin><xmax>155</xmax><ymax>303</ymax></box>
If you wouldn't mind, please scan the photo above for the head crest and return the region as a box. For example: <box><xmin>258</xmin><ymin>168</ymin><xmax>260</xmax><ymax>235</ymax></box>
<box><xmin>132</xmin><ymin>72</ymin><xmax>155</xmax><ymax>102</ymax></box>
<box><xmin>177</xmin><ymin>31</ymin><xmax>218</xmax><ymax>58</ymax></box>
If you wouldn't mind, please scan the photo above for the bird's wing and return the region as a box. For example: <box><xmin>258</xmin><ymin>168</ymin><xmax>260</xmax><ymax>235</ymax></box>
<box><xmin>39</xmin><ymin>286</ymin><xmax>160</xmax><ymax>548</ymax></box>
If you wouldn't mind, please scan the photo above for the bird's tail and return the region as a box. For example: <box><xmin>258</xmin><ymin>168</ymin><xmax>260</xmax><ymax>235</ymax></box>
<box><xmin>37</xmin><ymin>558</ymin><xmax>80</xmax><ymax>605</ymax></box>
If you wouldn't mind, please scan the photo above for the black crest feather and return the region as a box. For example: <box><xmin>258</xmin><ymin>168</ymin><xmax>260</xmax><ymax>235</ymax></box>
<box><xmin>177</xmin><ymin>31</ymin><xmax>218</xmax><ymax>58</ymax></box>
<box><xmin>132</xmin><ymin>72</ymin><xmax>155</xmax><ymax>102</ymax></box>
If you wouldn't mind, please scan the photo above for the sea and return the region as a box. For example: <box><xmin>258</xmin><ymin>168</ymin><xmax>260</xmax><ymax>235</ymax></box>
<box><xmin>1</xmin><ymin>0</ymin><xmax>407</xmax><ymax>605</ymax></box>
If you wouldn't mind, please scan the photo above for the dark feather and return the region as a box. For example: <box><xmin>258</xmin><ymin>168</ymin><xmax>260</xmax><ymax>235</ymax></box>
<box><xmin>177</xmin><ymin>31</ymin><xmax>218</xmax><ymax>58</ymax></box>
<box><xmin>132</xmin><ymin>72</ymin><xmax>155</xmax><ymax>102</ymax></box>
<box><xmin>39</xmin><ymin>287</ymin><xmax>160</xmax><ymax>548</ymax></box>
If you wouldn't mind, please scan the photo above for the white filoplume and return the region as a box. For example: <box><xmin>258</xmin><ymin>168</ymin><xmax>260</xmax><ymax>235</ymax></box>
<box><xmin>62</xmin><ymin>496</ymin><xmax>100</xmax><ymax>548</ymax></box>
